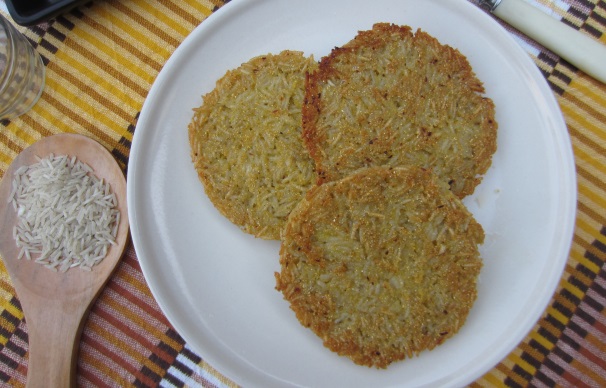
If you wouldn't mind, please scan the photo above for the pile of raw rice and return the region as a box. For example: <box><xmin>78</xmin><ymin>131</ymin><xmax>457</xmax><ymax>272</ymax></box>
<box><xmin>8</xmin><ymin>154</ymin><xmax>120</xmax><ymax>272</ymax></box>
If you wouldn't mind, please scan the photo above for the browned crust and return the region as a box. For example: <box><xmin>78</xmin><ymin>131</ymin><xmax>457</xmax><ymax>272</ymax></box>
<box><xmin>188</xmin><ymin>51</ymin><xmax>317</xmax><ymax>239</ymax></box>
<box><xmin>302</xmin><ymin>23</ymin><xmax>497</xmax><ymax>197</ymax></box>
<box><xmin>276</xmin><ymin>166</ymin><xmax>484</xmax><ymax>368</ymax></box>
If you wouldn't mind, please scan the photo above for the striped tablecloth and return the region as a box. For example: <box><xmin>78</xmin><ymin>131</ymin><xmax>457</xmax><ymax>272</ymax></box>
<box><xmin>0</xmin><ymin>0</ymin><xmax>604</xmax><ymax>386</ymax></box>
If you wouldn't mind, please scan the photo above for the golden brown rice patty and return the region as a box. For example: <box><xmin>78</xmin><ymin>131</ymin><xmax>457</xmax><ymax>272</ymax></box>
<box><xmin>189</xmin><ymin>51</ymin><xmax>318</xmax><ymax>239</ymax></box>
<box><xmin>275</xmin><ymin>166</ymin><xmax>484</xmax><ymax>368</ymax></box>
<box><xmin>303</xmin><ymin>23</ymin><xmax>497</xmax><ymax>198</ymax></box>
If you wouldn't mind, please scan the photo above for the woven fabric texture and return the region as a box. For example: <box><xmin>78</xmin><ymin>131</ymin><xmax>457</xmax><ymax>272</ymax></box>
<box><xmin>0</xmin><ymin>0</ymin><xmax>604</xmax><ymax>386</ymax></box>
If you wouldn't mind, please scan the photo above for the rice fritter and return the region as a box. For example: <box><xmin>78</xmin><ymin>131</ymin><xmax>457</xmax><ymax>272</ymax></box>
<box><xmin>189</xmin><ymin>51</ymin><xmax>318</xmax><ymax>239</ymax></box>
<box><xmin>303</xmin><ymin>23</ymin><xmax>497</xmax><ymax>198</ymax></box>
<box><xmin>275</xmin><ymin>165</ymin><xmax>484</xmax><ymax>368</ymax></box>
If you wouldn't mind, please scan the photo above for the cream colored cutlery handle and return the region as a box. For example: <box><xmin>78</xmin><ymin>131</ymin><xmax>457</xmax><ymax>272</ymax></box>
<box><xmin>494</xmin><ymin>0</ymin><xmax>606</xmax><ymax>84</ymax></box>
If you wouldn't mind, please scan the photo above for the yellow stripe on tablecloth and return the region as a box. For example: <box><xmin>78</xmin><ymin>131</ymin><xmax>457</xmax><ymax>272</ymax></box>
<box><xmin>0</xmin><ymin>285</ymin><xmax>24</xmax><ymax>323</ymax></box>
<box><xmin>0</xmin><ymin>148</ymin><xmax>19</xmax><ymax>173</ymax></box>
<box><xmin>510</xmin><ymin>351</ymin><xmax>537</xmax><ymax>376</ymax></box>
<box><xmin>51</xmin><ymin>65</ymin><xmax>136</xmax><ymax>126</ymax></box>
<box><xmin>560</xmin><ymin>272</ymin><xmax>587</xmax><ymax>302</ymax></box>
<box><xmin>496</xmin><ymin>353</ymin><xmax>529</xmax><ymax>386</ymax></box>
<box><xmin>107</xmin><ymin>0</ymin><xmax>190</xmax><ymax>45</ymax></box>
<box><xmin>54</xmin><ymin>38</ymin><xmax>150</xmax><ymax>99</ymax></box>
<box><xmin>472</xmin><ymin>370</ymin><xmax>508</xmax><ymax>387</ymax></box>
<box><xmin>85</xmin><ymin>318</ymin><xmax>162</xmax><ymax>375</ymax></box>
<box><xmin>576</xmin><ymin>179</ymin><xmax>606</xmax><ymax>217</ymax></box>
<box><xmin>0</xmin><ymin>297</ymin><xmax>22</xmax><ymax>325</ymax></box>
<box><xmin>575</xmin><ymin>217</ymin><xmax>606</xmax><ymax>253</ymax></box>
<box><xmin>530</xmin><ymin>329</ymin><xmax>556</xmax><ymax>352</ymax></box>
<box><xmin>77</xmin><ymin>16</ymin><xmax>164</xmax><ymax>74</ymax></box>
<box><xmin>566</xmin><ymin>78</ymin><xmax>606</xmax><ymax>112</ymax></box>
<box><xmin>106</xmin><ymin>1</ymin><xmax>180</xmax><ymax>48</ymax></box>
<box><xmin>574</xmin><ymin>145</ymin><xmax>606</xmax><ymax>184</ymax></box>
<box><xmin>97</xmin><ymin>294</ymin><xmax>183</xmax><ymax>351</ymax></box>
<box><xmin>161</xmin><ymin>0</ymin><xmax>213</xmax><ymax>25</ymax></box>
<box><xmin>69</xmin><ymin>28</ymin><xmax>158</xmax><ymax>86</ymax></box>
<box><xmin>569</xmin><ymin>249</ymin><xmax>601</xmax><ymax>282</ymax></box>
<box><xmin>561</xmin><ymin>112</ymin><xmax>606</xmax><ymax>153</ymax></box>
<box><xmin>42</xmin><ymin>77</ymin><xmax>135</xmax><ymax>138</ymax></box>
<box><xmin>546</xmin><ymin>304</ymin><xmax>570</xmax><ymax>326</ymax></box>
<box><xmin>80</xmin><ymin>11</ymin><xmax>169</xmax><ymax>69</ymax></box>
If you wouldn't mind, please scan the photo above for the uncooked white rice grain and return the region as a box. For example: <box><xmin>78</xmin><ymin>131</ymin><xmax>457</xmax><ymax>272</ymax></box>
<box><xmin>10</xmin><ymin>154</ymin><xmax>120</xmax><ymax>272</ymax></box>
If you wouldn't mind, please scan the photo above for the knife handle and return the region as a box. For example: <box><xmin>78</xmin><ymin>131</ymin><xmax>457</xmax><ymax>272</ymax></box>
<box><xmin>493</xmin><ymin>0</ymin><xmax>606</xmax><ymax>84</ymax></box>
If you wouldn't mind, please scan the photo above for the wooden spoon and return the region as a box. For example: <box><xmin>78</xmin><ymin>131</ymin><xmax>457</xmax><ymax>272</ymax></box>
<box><xmin>0</xmin><ymin>133</ymin><xmax>129</xmax><ymax>387</ymax></box>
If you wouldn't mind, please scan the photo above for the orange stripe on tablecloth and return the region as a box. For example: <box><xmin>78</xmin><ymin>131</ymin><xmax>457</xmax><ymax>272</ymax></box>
<box><xmin>78</xmin><ymin>364</ymin><xmax>117</xmax><ymax>388</ymax></box>
<box><xmin>539</xmin><ymin>316</ymin><xmax>564</xmax><ymax>343</ymax></box>
<box><xmin>103</xmin><ymin>279</ymin><xmax>173</xmax><ymax>335</ymax></box>
<box><xmin>571</xmin><ymin>314</ymin><xmax>606</xmax><ymax>354</ymax></box>
<box><xmin>79</xmin><ymin>339</ymin><xmax>148</xmax><ymax>387</ymax></box>
<box><xmin>508</xmin><ymin>351</ymin><xmax>537</xmax><ymax>377</ymax></box>
<box><xmin>0</xmin><ymin>119</ymin><xmax>44</xmax><ymax>159</ymax></box>
<box><xmin>569</xmin><ymin>245</ymin><xmax>602</xmax><ymax>279</ymax></box>
<box><xmin>0</xmin><ymin>150</ymin><xmax>15</xmax><ymax>174</ymax></box>
<box><xmin>562</xmin><ymin>362</ymin><xmax>602</xmax><ymax>388</ymax></box>
<box><xmin>103</xmin><ymin>284</ymin><xmax>176</xmax><ymax>347</ymax></box>
<box><xmin>92</xmin><ymin>289</ymin><xmax>172</xmax><ymax>352</ymax></box>
<box><xmin>560</xmin><ymin>88</ymin><xmax>606</xmax><ymax>131</ymax></box>
<box><xmin>105</xmin><ymin>273</ymin><xmax>171</xmax><ymax>327</ymax></box>
<box><xmin>121</xmin><ymin>1</ymin><xmax>193</xmax><ymax>39</ymax></box>
<box><xmin>93</xmin><ymin>285</ymin><xmax>182</xmax><ymax>351</ymax></box>
<box><xmin>0</xmin><ymin>131</ymin><xmax>21</xmax><ymax>157</ymax></box>
<box><xmin>561</xmin><ymin>274</ymin><xmax>587</xmax><ymax>302</ymax></box>
<box><xmin>572</xmin><ymin>225</ymin><xmax>606</xmax><ymax>261</ymax></box>
<box><xmin>496</xmin><ymin>361</ymin><xmax>528</xmax><ymax>387</ymax></box>
<box><xmin>566</xmin><ymin>76</ymin><xmax>606</xmax><ymax>111</ymax></box>
<box><xmin>86</xmin><ymin>307</ymin><xmax>158</xmax><ymax>365</ymax></box>
<box><xmin>59</xmin><ymin>39</ymin><xmax>150</xmax><ymax>99</ymax></box>
<box><xmin>107</xmin><ymin>1</ymin><xmax>181</xmax><ymax>48</ymax></box>
<box><xmin>9</xmin><ymin>113</ymin><xmax>53</xmax><ymax>142</ymax></box>
<box><xmin>577</xmin><ymin>200</ymin><xmax>606</xmax><ymax>230</ymax></box>
<box><xmin>574</xmin><ymin>147</ymin><xmax>606</xmax><ymax>188</ymax></box>
<box><xmin>160</xmin><ymin>0</ymin><xmax>207</xmax><ymax>26</ymax></box>
<box><xmin>546</xmin><ymin>304</ymin><xmax>571</xmax><ymax>327</ymax></box>
<box><xmin>576</xmin><ymin>217</ymin><xmax>606</xmax><ymax>253</ymax></box>
<box><xmin>577</xmin><ymin>165</ymin><xmax>606</xmax><ymax>204</ymax></box>
<box><xmin>553</xmin><ymin>291</ymin><xmax>579</xmax><ymax>317</ymax></box>
<box><xmin>87</xmin><ymin>308</ymin><xmax>180</xmax><ymax>379</ymax></box>
<box><xmin>472</xmin><ymin>371</ymin><xmax>507</xmax><ymax>387</ymax></box>
<box><xmin>113</xmin><ymin>252</ymin><xmax>166</xmax><ymax>307</ymax></box>
<box><xmin>80</xmin><ymin>14</ymin><xmax>163</xmax><ymax>73</ymax></box>
<box><xmin>49</xmin><ymin>65</ymin><xmax>135</xmax><ymax>125</ymax></box>
<box><xmin>0</xmin><ymin>276</ymin><xmax>16</xmax><ymax>300</ymax></box>
<box><xmin>112</xmin><ymin>264</ymin><xmax>164</xmax><ymax>311</ymax></box>
<box><xmin>87</xmin><ymin>14</ymin><xmax>170</xmax><ymax>66</ymax></box>
<box><xmin>529</xmin><ymin>329</ymin><xmax>556</xmax><ymax>353</ymax></box>
<box><xmin>66</xmin><ymin>27</ymin><xmax>156</xmax><ymax>91</ymax></box>
<box><xmin>81</xmin><ymin>324</ymin><xmax>141</xmax><ymax>378</ymax></box>
<box><xmin>30</xmin><ymin>92</ymin><xmax>119</xmax><ymax>146</ymax></box>
<box><xmin>567</xmin><ymin>330</ymin><xmax>606</xmax><ymax>378</ymax></box>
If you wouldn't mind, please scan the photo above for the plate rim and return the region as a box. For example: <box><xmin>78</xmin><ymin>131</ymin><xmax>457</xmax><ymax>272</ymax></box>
<box><xmin>127</xmin><ymin>0</ymin><xmax>577</xmax><ymax>386</ymax></box>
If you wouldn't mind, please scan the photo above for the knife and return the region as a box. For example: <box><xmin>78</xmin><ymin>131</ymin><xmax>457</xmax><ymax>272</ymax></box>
<box><xmin>478</xmin><ymin>0</ymin><xmax>606</xmax><ymax>84</ymax></box>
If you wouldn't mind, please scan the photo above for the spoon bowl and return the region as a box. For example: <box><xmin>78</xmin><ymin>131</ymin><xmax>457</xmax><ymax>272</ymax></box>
<box><xmin>0</xmin><ymin>133</ymin><xmax>129</xmax><ymax>387</ymax></box>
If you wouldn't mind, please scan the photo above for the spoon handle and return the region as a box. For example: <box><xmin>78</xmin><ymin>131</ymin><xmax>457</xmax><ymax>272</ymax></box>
<box><xmin>24</xmin><ymin>298</ymin><xmax>86</xmax><ymax>388</ymax></box>
<box><xmin>487</xmin><ymin>0</ymin><xmax>606</xmax><ymax>84</ymax></box>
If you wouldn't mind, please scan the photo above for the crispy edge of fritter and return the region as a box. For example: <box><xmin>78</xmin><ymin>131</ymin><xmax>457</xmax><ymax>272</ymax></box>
<box><xmin>276</xmin><ymin>165</ymin><xmax>484</xmax><ymax>368</ymax></box>
<box><xmin>302</xmin><ymin>23</ymin><xmax>497</xmax><ymax>197</ymax></box>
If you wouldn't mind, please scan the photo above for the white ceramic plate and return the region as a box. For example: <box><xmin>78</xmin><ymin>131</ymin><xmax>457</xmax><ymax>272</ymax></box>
<box><xmin>127</xmin><ymin>0</ymin><xmax>576</xmax><ymax>386</ymax></box>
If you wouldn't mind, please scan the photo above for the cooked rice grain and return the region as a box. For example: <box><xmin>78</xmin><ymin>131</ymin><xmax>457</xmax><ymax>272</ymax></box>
<box><xmin>276</xmin><ymin>166</ymin><xmax>484</xmax><ymax>368</ymax></box>
<box><xmin>303</xmin><ymin>23</ymin><xmax>497</xmax><ymax>197</ymax></box>
<box><xmin>189</xmin><ymin>51</ymin><xmax>318</xmax><ymax>239</ymax></box>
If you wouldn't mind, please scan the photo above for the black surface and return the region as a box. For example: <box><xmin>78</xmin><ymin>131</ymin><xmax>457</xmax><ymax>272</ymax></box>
<box><xmin>5</xmin><ymin>0</ymin><xmax>90</xmax><ymax>26</ymax></box>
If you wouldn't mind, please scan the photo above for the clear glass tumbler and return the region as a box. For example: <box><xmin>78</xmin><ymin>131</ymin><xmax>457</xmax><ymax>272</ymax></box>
<box><xmin>0</xmin><ymin>14</ymin><xmax>45</xmax><ymax>120</ymax></box>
